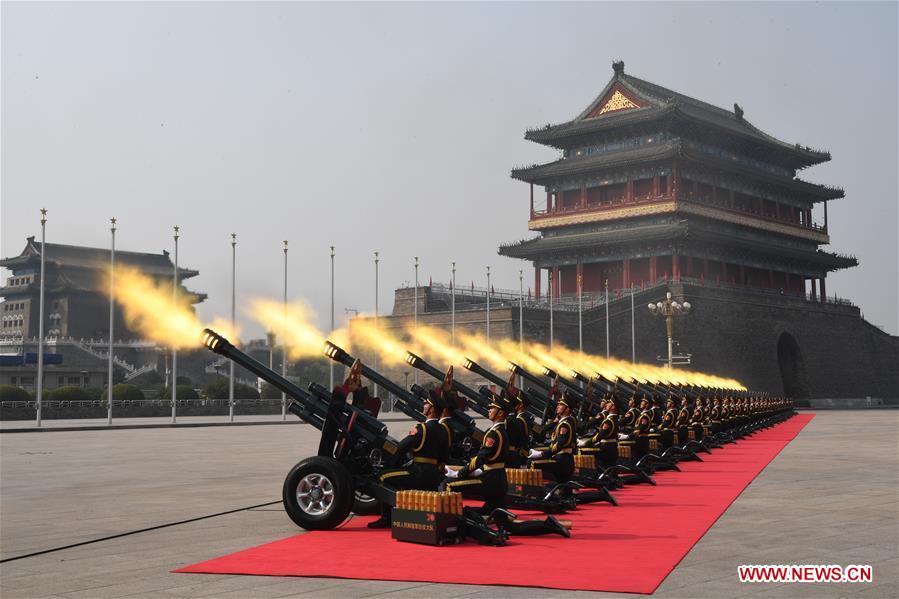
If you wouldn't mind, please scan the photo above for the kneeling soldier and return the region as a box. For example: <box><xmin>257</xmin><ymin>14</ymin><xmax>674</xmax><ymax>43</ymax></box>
<box><xmin>444</xmin><ymin>393</ymin><xmax>569</xmax><ymax>538</ymax></box>
<box><xmin>369</xmin><ymin>389</ymin><xmax>449</xmax><ymax>528</ymax></box>
<box><xmin>529</xmin><ymin>391</ymin><xmax>578</xmax><ymax>481</ymax></box>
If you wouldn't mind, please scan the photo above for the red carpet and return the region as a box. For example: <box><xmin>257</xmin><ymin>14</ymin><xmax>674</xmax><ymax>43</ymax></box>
<box><xmin>176</xmin><ymin>414</ymin><xmax>813</xmax><ymax>594</ymax></box>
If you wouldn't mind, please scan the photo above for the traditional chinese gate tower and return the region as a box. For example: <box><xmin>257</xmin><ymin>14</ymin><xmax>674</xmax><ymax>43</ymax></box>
<box><xmin>500</xmin><ymin>61</ymin><xmax>856</xmax><ymax>299</ymax></box>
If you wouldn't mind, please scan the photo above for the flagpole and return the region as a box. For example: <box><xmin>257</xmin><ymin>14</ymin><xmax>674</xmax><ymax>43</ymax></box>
<box><xmin>549</xmin><ymin>269</ymin><xmax>554</xmax><ymax>351</ymax></box>
<box><xmin>107</xmin><ymin>217</ymin><xmax>116</xmax><ymax>425</ymax></box>
<box><xmin>36</xmin><ymin>209</ymin><xmax>47</xmax><ymax>427</ymax></box>
<box><xmin>281</xmin><ymin>240</ymin><xmax>288</xmax><ymax>418</ymax></box>
<box><xmin>329</xmin><ymin>246</ymin><xmax>335</xmax><ymax>389</ymax></box>
<box><xmin>413</xmin><ymin>256</ymin><xmax>419</xmax><ymax>385</ymax></box>
<box><xmin>631</xmin><ymin>283</ymin><xmax>636</xmax><ymax>363</ymax></box>
<box><xmin>577</xmin><ymin>263</ymin><xmax>583</xmax><ymax>355</ymax></box>
<box><xmin>373</xmin><ymin>250</ymin><xmax>379</xmax><ymax>400</ymax></box>
<box><xmin>229</xmin><ymin>233</ymin><xmax>236</xmax><ymax>422</ymax></box>
<box><xmin>486</xmin><ymin>265</ymin><xmax>491</xmax><ymax>345</ymax></box>
<box><xmin>171</xmin><ymin>225</ymin><xmax>179</xmax><ymax>424</ymax></box>
<box><xmin>451</xmin><ymin>262</ymin><xmax>456</xmax><ymax>346</ymax></box>
<box><xmin>605</xmin><ymin>278</ymin><xmax>610</xmax><ymax>358</ymax></box>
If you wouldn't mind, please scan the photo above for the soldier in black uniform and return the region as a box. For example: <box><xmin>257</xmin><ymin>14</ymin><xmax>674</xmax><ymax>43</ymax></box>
<box><xmin>444</xmin><ymin>393</ymin><xmax>570</xmax><ymax>538</ymax></box>
<box><xmin>368</xmin><ymin>389</ymin><xmax>449</xmax><ymax>528</ymax></box>
<box><xmin>621</xmin><ymin>394</ymin><xmax>640</xmax><ymax>434</ymax></box>
<box><xmin>529</xmin><ymin>391</ymin><xmax>578</xmax><ymax>481</ymax></box>
<box><xmin>504</xmin><ymin>386</ymin><xmax>530</xmax><ymax>468</ymax></box>
<box><xmin>444</xmin><ymin>392</ymin><xmax>510</xmax><ymax>513</ymax></box>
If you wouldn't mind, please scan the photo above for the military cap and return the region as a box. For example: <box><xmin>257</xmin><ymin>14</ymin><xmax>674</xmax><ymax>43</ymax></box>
<box><xmin>558</xmin><ymin>390</ymin><xmax>579</xmax><ymax>411</ymax></box>
<box><xmin>426</xmin><ymin>389</ymin><xmax>446</xmax><ymax>410</ymax></box>
<box><xmin>487</xmin><ymin>392</ymin><xmax>512</xmax><ymax>413</ymax></box>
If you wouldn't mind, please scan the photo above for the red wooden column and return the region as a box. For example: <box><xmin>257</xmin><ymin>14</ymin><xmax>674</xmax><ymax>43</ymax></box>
<box><xmin>671</xmin><ymin>166</ymin><xmax>678</xmax><ymax>198</ymax></box>
<box><xmin>649</xmin><ymin>256</ymin><xmax>657</xmax><ymax>283</ymax></box>
<box><xmin>535</xmin><ymin>267</ymin><xmax>541</xmax><ymax>300</ymax></box>
<box><xmin>672</xmin><ymin>255</ymin><xmax>680</xmax><ymax>281</ymax></box>
<box><xmin>547</xmin><ymin>190</ymin><xmax>553</xmax><ymax>213</ymax></box>
<box><xmin>623</xmin><ymin>258</ymin><xmax>631</xmax><ymax>288</ymax></box>
<box><xmin>554</xmin><ymin>266</ymin><xmax>561</xmax><ymax>299</ymax></box>
<box><xmin>819</xmin><ymin>277</ymin><xmax>826</xmax><ymax>301</ymax></box>
<box><xmin>580</xmin><ymin>184</ymin><xmax>587</xmax><ymax>209</ymax></box>
<box><xmin>626</xmin><ymin>178</ymin><xmax>634</xmax><ymax>203</ymax></box>
<box><xmin>809</xmin><ymin>278</ymin><xmax>817</xmax><ymax>300</ymax></box>
<box><xmin>652</xmin><ymin>175</ymin><xmax>660</xmax><ymax>197</ymax></box>
<box><xmin>784</xmin><ymin>272</ymin><xmax>791</xmax><ymax>293</ymax></box>
<box><xmin>768</xmin><ymin>269</ymin><xmax>774</xmax><ymax>288</ymax></box>
<box><xmin>738</xmin><ymin>265</ymin><xmax>746</xmax><ymax>286</ymax></box>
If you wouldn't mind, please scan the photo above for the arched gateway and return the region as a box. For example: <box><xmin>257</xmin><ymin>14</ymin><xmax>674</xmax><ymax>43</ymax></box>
<box><xmin>777</xmin><ymin>332</ymin><xmax>810</xmax><ymax>399</ymax></box>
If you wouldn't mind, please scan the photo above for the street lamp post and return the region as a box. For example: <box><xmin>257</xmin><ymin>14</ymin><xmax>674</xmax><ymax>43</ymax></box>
<box><xmin>519</xmin><ymin>269</ymin><xmax>524</xmax><ymax>389</ymax></box>
<box><xmin>107</xmin><ymin>217</ymin><xmax>116</xmax><ymax>425</ymax></box>
<box><xmin>36</xmin><ymin>209</ymin><xmax>47</xmax><ymax>427</ymax></box>
<box><xmin>647</xmin><ymin>291</ymin><xmax>691</xmax><ymax>368</ymax></box>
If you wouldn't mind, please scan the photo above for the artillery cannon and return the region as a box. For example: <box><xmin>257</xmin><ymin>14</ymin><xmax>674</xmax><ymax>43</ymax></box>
<box><xmin>201</xmin><ymin>329</ymin><xmax>508</xmax><ymax>544</ymax></box>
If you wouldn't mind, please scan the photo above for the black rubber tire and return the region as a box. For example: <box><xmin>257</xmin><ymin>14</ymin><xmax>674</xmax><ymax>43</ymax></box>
<box><xmin>352</xmin><ymin>491</ymin><xmax>381</xmax><ymax>516</ymax></box>
<box><xmin>282</xmin><ymin>456</ymin><xmax>354</xmax><ymax>530</ymax></box>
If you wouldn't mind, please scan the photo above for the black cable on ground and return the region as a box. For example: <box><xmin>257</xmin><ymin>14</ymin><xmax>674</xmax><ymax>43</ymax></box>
<box><xmin>0</xmin><ymin>500</ymin><xmax>281</xmax><ymax>564</ymax></box>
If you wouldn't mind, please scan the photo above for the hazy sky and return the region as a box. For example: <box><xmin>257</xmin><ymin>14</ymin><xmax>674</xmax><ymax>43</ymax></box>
<box><xmin>2</xmin><ymin>1</ymin><xmax>897</xmax><ymax>337</ymax></box>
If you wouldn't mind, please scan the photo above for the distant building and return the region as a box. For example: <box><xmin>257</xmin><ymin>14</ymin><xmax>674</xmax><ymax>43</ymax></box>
<box><xmin>1</xmin><ymin>237</ymin><xmax>205</xmax><ymax>340</ymax></box>
<box><xmin>0</xmin><ymin>238</ymin><xmax>206</xmax><ymax>393</ymax></box>
<box><xmin>358</xmin><ymin>62</ymin><xmax>897</xmax><ymax>401</ymax></box>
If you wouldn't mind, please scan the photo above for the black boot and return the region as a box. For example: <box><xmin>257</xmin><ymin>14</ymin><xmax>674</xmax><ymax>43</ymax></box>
<box><xmin>545</xmin><ymin>516</ymin><xmax>571</xmax><ymax>538</ymax></box>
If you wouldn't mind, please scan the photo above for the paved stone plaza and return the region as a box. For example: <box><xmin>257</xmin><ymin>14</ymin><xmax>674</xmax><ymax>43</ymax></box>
<box><xmin>1</xmin><ymin>411</ymin><xmax>896</xmax><ymax>598</ymax></box>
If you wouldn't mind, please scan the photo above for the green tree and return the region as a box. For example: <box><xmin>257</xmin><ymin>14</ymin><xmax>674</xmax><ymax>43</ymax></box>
<box><xmin>0</xmin><ymin>385</ymin><xmax>32</xmax><ymax>401</ymax></box>
<box><xmin>102</xmin><ymin>384</ymin><xmax>145</xmax><ymax>402</ymax></box>
<box><xmin>204</xmin><ymin>379</ymin><xmax>259</xmax><ymax>400</ymax></box>
<box><xmin>48</xmin><ymin>386</ymin><xmax>92</xmax><ymax>401</ymax></box>
<box><xmin>159</xmin><ymin>385</ymin><xmax>199</xmax><ymax>400</ymax></box>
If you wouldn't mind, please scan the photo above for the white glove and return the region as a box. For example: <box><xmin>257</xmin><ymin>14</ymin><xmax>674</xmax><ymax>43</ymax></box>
<box><xmin>577</xmin><ymin>438</ymin><xmax>588</xmax><ymax>447</ymax></box>
<box><xmin>528</xmin><ymin>448</ymin><xmax>543</xmax><ymax>459</ymax></box>
<box><xmin>471</xmin><ymin>468</ymin><xmax>483</xmax><ymax>477</ymax></box>
<box><xmin>444</xmin><ymin>466</ymin><xmax>459</xmax><ymax>479</ymax></box>
<box><xmin>618</xmin><ymin>433</ymin><xmax>629</xmax><ymax>440</ymax></box>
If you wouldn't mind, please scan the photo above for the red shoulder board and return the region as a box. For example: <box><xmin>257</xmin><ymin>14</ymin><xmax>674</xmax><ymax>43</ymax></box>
<box><xmin>485</xmin><ymin>436</ymin><xmax>495</xmax><ymax>447</ymax></box>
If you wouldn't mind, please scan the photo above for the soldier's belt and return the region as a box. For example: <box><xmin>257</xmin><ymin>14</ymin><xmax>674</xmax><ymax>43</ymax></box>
<box><xmin>413</xmin><ymin>457</ymin><xmax>438</xmax><ymax>465</ymax></box>
<box><xmin>483</xmin><ymin>463</ymin><xmax>505</xmax><ymax>471</ymax></box>
<box><xmin>555</xmin><ymin>448</ymin><xmax>573</xmax><ymax>455</ymax></box>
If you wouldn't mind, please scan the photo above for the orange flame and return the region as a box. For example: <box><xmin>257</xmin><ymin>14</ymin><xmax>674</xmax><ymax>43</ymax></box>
<box><xmin>107</xmin><ymin>266</ymin><xmax>237</xmax><ymax>349</ymax></box>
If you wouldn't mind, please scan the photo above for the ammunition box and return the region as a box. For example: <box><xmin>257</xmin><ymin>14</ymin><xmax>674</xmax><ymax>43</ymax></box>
<box><xmin>390</xmin><ymin>509</ymin><xmax>462</xmax><ymax>546</ymax></box>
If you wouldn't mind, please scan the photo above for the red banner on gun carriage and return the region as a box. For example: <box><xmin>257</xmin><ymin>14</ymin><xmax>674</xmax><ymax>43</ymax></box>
<box><xmin>176</xmin><ymin>413</ymin><xmax>813</xmax><ymax>594</ymax></box>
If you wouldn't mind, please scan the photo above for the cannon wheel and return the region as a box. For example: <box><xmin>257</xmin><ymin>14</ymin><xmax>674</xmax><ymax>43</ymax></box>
<box><xmin>352</xmin><ymin>491</ymin><xmax>381</xmax><ymax>516</ymax></box>
<box><xmin>283</xmin><ymin>456</ymin><xmax>354</xmax><ymax>530</ymax></box>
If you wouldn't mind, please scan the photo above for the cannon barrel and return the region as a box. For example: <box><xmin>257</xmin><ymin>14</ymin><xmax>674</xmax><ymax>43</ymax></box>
<box><xmin>403</xmin><ymin>352</ymin><xmax>489</xmax><ymax>418</ymax></box>
<box><xmin>461</xmin><ymin>357</ymin><xmax>548</xmax><ymax>418</ymax></box>
<box><xmin>322</xmin><ymin>341</ymin><xmax>483</xmax><ymax>443</ymax></box>
<box><xmin>539</xmin><ymin>366</ymin><xmax>585</xmax><ymax>401</ymax></box>
<box><xmin>507</xmin><ymin>361</ymin><xmax>551</xmax><ymax>391</ymax></box>
<box><xmin>202</xmin><ymin>329</ymin><xmax>395</xmax><ymax>453</ymax></box>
